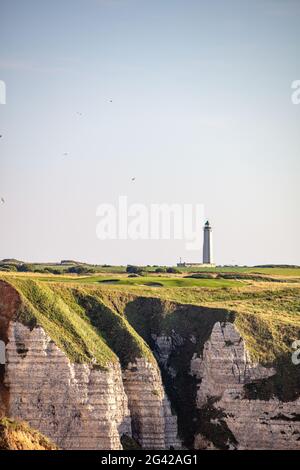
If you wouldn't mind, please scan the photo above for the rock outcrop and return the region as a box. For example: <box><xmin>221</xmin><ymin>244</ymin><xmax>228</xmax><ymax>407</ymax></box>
<box><xmin>1</xmin><ymin>320</ymin><xmax>182</xmax><ymax>450</ymax></box>
<box><xmin>153</xmin><ymin>321</ymin><xmax>300</xmax><ymax>450</ymax></box>
<box><xmin>1</xmin><ymin>279</ymin><xmax>299</xmax><ymax>450</ymax></box>
<box><xmin>0</xmin><ymin>280</ymin><xmax>181</xmax><ymax>450</ymax></box>
<box><xmin>190</xmin><ymin>322</ymin><xmax>300</xmax><ymax>450</ymax></box>
<box><xmin>123</xmin><ymin>358</ymin><xmax>181</xmax><ymax>449</ymax></box>
<box><xmin>4</xmin><ymin>322</ymin><xmax>131</xmax><ymax>450</ymax></box>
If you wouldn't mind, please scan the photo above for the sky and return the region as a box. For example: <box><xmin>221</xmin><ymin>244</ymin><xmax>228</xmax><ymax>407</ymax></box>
<box><xmin>0</xmin><ymin>0</ymin><xmax>299</xmax><ymax>266</ymax></box>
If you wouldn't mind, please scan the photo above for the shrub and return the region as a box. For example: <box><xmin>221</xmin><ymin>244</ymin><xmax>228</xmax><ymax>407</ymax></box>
<box><xmin>17</xmin><ymin>263</ymin><xmax>34</xmax><ymax>272</ymax></box>
<box><xmin>48</xmin><ymin>268</ymin><xmax>62</xmax><ymax>275</ymax></box>
<box><xmin>67</xmin><ymin>266</ymin><xmax>94</xmax><ymax>275</ymax></box>
<box><xmin>155</xmin><ymin>267</ymin><xmax>167</xmax><ymax>273</ymax></box>
<box><xmin>166</xmin><ymin>267</ymin><xmax>181</xmax><ymax>274</ymax></box>
<box><xmin>0</xmin><ymin>264</ymin><xmax>17</xmax><ymax>272</ymax></box>
<box><xmin>126</xmin><ymin>265</ymin><xmax>143</xmax><ymax>275</ymax></box>
<box><xmin>186</xmin><ymin>273</ymin><xmax>216</xmax><ymax>279</ymax></box>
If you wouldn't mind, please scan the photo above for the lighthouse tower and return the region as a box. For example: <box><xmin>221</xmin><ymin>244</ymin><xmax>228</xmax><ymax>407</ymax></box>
<box><xmin>203</xmin><ymin>220</ymin><xmax>213</xmax><ymax>264</ymax></box>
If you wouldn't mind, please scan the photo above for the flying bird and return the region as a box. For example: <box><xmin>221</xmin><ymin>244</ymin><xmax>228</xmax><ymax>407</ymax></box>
<box><xmin>1</xmin><ymin>198</ymin><xmax>5</xmax><ymax>204</ymax></box>
<box><xmin>131</xmin><ymin>177</ymin><xmax>136</xmax><ymax>182</ymax></box>
<box><xmin>76</xmin><ymin>112</ymin><xmax>82</xmax><ymax>116</ymax></box>
<box><xmin>62</xmin><ymin>152</ymin><xmax>69</xmax><ymax>157</ymax></box>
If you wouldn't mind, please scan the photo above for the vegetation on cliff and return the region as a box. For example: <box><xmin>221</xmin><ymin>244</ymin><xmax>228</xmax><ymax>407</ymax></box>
<box><xmin>0</xmin><ymin>418</ymin><xmax>58</xmax><ymax>450</ymax></box>
<box><xmin>0</xmin><ymin>272</ymin><xmax>299</xmax><ymax>448</ymax></box>
<box><xmin>0</xmin><ymin>277</ymin><xmax>155</xmax><ymax>368</ymax></box>
<box><xmin>1</xmin><ymin>272</ymin><xmax>299</xmax><ymax>367</ymax></box>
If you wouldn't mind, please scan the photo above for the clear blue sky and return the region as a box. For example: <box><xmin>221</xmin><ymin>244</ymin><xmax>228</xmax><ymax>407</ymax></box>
<box><xmin>0</xmin><ymin>0</ymin><xmax>299</xmax><ymax>265</ymax></box>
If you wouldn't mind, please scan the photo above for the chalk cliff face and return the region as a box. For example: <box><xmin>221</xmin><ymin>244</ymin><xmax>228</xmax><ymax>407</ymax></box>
<box><xmin>1</xmin><ymin>321</ymin><xmax>181</xmax><ymax>450</ymax></box>
<box><xmin>4</xmin><ymin>322</ymin><xmax>131</xmax><ymax>450</ymax></box>
<box><xmin>0</xmin><ymin>281</ymin><xmax>181</xmax><ymax>450</ymax></box>
<box><xmin>154</xmin><ymin>322</ymin><xmax>300</xmax><ymax>450</ymax></box>
<box><xmin>123</xmin><ymin>358</ymin><xmax>181</xmax><ymax>449</ymax></box>
<box><xmin>190</xmin><ymin>322</ymin><xmax>300</xmax><ymax>450</ymax></box>
<box><xmin>1</xmin><ymin>280</ymin><xmax>299</xmax><ymax>450</ymax></box>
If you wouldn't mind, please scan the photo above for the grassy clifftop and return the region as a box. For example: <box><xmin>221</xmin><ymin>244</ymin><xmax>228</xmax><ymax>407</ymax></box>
<box><xmin>1</xmin><ymin>277</ymin><xmax>154</xmax><ymax>368</ymax></box>
<box><xmin>1</xmin><ymin>273</ymin><xmax>300</xmax><ymax>367</ymax></box>
<box><xmin>1</xmin><ymin>273</ymin><xmax>299</xmax><ymax>449</ymax></box>
<box><xmin>89</xmin><ymin>283</ymin><xmax>300</xmax><ymax>366</ymax></box>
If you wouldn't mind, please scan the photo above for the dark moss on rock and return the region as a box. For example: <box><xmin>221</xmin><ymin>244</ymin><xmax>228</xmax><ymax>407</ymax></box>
<box><xmin>244</xmin><ymin>357</ymin><xmax>300</xmax><ymax>402</ymax></box>
<box><xmin>123</xmin><ymin>298</ymin><xmax>236</xmax><ymax>448</ymax></box>
<box><xmin>121</xmin><ymin>434</ymin><xmax>142</xmax><ymax>450</ymax></box>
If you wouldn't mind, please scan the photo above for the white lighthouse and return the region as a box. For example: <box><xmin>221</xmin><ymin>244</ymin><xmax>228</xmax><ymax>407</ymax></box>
<box><xmin>203</xmin><ymin>220</ymin><xmax>213</xmax><ymax>264</ymax></box>
<box><xmin>177</xmin><ymin>219</ymin><xmax>215</xmax><ymax>268</ymax></box>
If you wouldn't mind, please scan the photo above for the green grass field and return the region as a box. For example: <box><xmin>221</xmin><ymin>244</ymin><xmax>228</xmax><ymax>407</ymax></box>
<box><xmin>1</xmin><ymin>268</ymin><xmax>300</xmax><ymax>368</ymax></box>
<box><xmin>39</xmin><ymin>275</ymin><xmax>241</xmax><ymax>288</ymax></box>
<box><xmin>1</xmin><ymin>262</ymin><xmax>300</xmax><ymax>367</ymax></box>
<box><xmin>99</xmin><ymin>276</ymin><xmax>240</xmax><ymax>288</ymax></box>
<box><xmin>1</xmin><ymin>259</ymin><xmax>300</xmax><ymax>278</ymax></box>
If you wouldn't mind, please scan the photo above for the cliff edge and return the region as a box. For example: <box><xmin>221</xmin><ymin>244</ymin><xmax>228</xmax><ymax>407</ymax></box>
<box><xmin>0</xmin><ymin>277</ymin><xmax>299</xmax><ymax>450</ymax></box>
